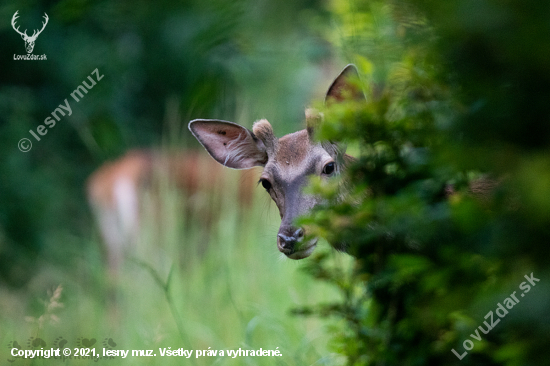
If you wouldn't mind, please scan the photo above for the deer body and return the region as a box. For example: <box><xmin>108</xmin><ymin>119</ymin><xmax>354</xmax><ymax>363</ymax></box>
<box><xmin>190</xmin><ymin>65</ymin><xmax>362</xmax><ymax>259</ymax></box>
<box><xmin>87</xmin><ymin>149</ymin><xmax>255</xmax><ymax>272</ymax></box>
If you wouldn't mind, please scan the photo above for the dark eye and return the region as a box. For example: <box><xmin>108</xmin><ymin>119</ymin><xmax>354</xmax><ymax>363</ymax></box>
<box><xmin>323</xmin><ymin>162</ymin><xmax>335</xmax><ymax>175</ymax></box>
<box><xmin>260</xmin><ymin>178</ymin><xmax>272</xmax><ymax>191</ymax></box>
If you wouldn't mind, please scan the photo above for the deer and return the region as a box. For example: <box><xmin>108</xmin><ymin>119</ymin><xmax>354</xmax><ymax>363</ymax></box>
<box><xmin>11</xmin><ymin>11</ymin><xmax>49</xmax><ymax>54</ymax></box>
<box><xmin>87</xmin><ymin>149</ymin><xmax>257</xmax><ymax>274</ymax></box>
<box><xmin>189</xmin><ymin>64</ymin><xmax>363</xmax><ymax>260</ymax></box>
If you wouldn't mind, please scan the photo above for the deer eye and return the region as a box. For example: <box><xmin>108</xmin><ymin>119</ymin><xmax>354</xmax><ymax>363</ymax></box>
<box><xmin>322</xmin><ymin>162</ymin><xmax>335</xmax><ymax>175</ymax></box>
<box><xmin>259</xmin><ymin>178</ymin><xmax>272</xmax><ymax>191</ymax></box>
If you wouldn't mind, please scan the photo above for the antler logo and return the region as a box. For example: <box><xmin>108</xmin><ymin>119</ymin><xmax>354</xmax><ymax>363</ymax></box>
<box><xmin>11</xmin><ymin>11</ymin><xmax>48</xmax><ymax>54</ymax></box>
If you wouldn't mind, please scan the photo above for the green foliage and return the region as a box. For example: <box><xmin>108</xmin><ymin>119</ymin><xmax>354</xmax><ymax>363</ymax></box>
<box><xmin>298</xmin><ymin>0</ymin><xmax>550</xmax><ymax>364</ymax></box>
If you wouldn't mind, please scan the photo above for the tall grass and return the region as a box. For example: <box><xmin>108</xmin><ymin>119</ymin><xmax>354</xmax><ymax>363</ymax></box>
<box><xmin>1</xmin><ymin>166</ymin><xmax>352</xmax><ymax>365</ymax></box>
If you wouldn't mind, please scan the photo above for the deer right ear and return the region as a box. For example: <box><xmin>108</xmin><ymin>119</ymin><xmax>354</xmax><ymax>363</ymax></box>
<box><xmin>325</xmin><ymin>64</ymin><xmax>365</xmax><ymax>104</ymax></box>
<box><xmin>189</xmin><ymin>119</ymin><xmax>268</xmax><ymax>169</ymax></box>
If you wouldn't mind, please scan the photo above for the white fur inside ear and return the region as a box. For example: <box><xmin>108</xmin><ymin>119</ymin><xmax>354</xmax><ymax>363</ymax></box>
<box><xmin>223</xmin><ymin>132</ymin><xmax>262</xmax><ymax>167</ymax></box>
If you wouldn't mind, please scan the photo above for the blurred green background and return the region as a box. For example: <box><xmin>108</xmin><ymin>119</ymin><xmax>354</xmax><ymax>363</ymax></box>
<box><xmin>0</xmin><ymin>0</ymin><xmax>354</xmax><ymax>364</ymax></box>
<box><xmin>0</xmin><ymin>0</ymin><xmax>334</xmax><ymax>286</ymax></box>
<box><xmin>2</xmin><ymin>0</ymin><xmax>550</xmax><ymax>365</ymax></box>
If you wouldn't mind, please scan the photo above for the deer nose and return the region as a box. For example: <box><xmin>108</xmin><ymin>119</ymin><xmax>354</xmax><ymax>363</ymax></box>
<box><xmin>277</xmin><ymin>228</ymin><xmax>304</xmax><ymax>253</ymax></box>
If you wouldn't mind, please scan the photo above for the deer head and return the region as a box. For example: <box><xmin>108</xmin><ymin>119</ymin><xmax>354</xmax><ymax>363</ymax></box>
<box><xmin>12</xmin><ymin>11</ymin><xmax>49</xmax><ymax>54</ymax></box>
<box><xmin>189</xmin><ymin>65</ymin><xmax>364</xmax><ymax>259</ymax></box>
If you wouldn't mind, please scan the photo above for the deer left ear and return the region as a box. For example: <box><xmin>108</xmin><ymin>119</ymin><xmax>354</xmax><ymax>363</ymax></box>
<box><xmin>189</xmin><ymin>119</ymin><xmax>268</xmax><ymax>169</ymax></box>
<box><xmin>325</xmin><ymin>64</ymin><xmax>365</xmax><ymax>104</ymax></box>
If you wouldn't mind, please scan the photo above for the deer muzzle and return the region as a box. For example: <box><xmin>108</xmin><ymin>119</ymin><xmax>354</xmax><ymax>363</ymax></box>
<box><xmin>277</xmin><ymin>227</ymin><xmax>317</xmax><ymax>259</ymax></box>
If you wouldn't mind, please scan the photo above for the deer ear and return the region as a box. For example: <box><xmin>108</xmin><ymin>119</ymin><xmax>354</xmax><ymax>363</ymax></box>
<box><xmin>325</xmin><ymin>64</ymin><xmax>365</xmax><ymax>104</ymax></box>
<box><xmin>189</xmin><ymin>119</ymin><xmax>267</xmax><ymax>169</ymax></box>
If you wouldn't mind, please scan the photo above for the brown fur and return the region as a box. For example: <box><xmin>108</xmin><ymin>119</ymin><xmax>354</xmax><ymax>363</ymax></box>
<box><xmin>87</xmin><ymin>149</ymin><xmax>257</xmax><ymax>274</ymax></box>
<box><xmin>276</xmin><ymin>130</ymin><xmax>311</xmax><ymax>167</ymax></box>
